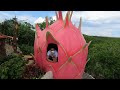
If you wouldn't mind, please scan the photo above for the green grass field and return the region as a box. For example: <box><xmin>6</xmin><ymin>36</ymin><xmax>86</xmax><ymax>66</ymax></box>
<box><xmin>84</xmin><ymin>35</ymin><xmax>120</xmax><ymax>79</ymax></box>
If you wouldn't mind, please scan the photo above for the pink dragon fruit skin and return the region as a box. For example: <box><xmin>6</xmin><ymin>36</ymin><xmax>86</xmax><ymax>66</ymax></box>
<box><xmin>34</xmin><ymin>11</ymin><xmax>91</xmax><ymax>79</ymax></box>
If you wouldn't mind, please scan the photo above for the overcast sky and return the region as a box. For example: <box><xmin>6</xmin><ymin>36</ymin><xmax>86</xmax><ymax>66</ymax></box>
<box><xmin>0</xmin><ymin>11</ymin><xmax>120</xmax><ymax>37</ymax></box>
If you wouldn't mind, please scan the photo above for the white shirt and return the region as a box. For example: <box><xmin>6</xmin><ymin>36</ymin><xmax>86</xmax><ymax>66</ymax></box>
<box><xmin>47</xmin><ymin>50</ymin><xmax>58</xmax><ymax>57</ymax></box>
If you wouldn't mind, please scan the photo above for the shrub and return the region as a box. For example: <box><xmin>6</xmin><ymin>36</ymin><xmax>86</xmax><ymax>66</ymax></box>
<box><xmin>84</xmin><ymin>35</ymin><xmax>120</xmax><ymax>79</ymax></box>
<box><xmin>19</xmin><ymin>44</ymin><xmax>34</xmax><ymax>55</ymax></box>
<box><xmin>0</xmin><ymin>55</ymin><xmax>27</xmax><ymax>79</ymax></box>
<box><xmin>22</xmin><ymin>65</ymin><xmax>45</xmax><ymax>79</ymax></box>
<box><xmin>0</xmin><ymin>54</ymin><xmax>17</xmax><ymax>65</ymax></box>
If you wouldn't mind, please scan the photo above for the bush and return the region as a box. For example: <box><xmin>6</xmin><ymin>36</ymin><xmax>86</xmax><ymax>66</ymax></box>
<box><xmin>0</xmin><ymin>55</ymin><xmax>27</xmax><ymax>79</ymax></box>
<box><xmin>22</xmin><ymin>65</ymin><xmax>44</xmax><ymax>79</ymax></box>
<box><xmin>84</xmin><ymin>35</ymin><xmax>120</xmax><ymax>79</ymax></box>
<box><xmin>19</xmin><ymin>44</ymin><xmax>34</xmax><ymax>55</ymax></box>
<box><xmin>0</xmin><ymin>54</ymin><xmax>17</xmax><ymax>65</ymax></box>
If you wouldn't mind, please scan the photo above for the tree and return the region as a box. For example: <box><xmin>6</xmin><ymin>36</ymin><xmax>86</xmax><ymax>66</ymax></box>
<box><xmin>18</xmin><ymin>22</ymin><xmax>35</xmax><ymax>46</ymax></box>
<box><xmin>49</xmin><ymin>17</ymin><xmax>55</xmax><ymax>25</ymax></box>
<box><xmin>0</xmin><ymin>17</ymin><xmax>55</xmax><ymax>46</ymax></box>
<box><xmin>38</xmin><ymin>17</ymin><xmax>55</xmax><ymax>30</ymax></box>
<box><xmin>0</xmin><ymin>19</ymin><xmax>14</xmax><ymax>36</ymax></box>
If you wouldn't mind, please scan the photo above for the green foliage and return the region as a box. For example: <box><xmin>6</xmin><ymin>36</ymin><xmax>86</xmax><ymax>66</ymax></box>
<box><xmin>0</xmin><ymin>19</ymin><xmax>14</xmax><ymax>36</ymax></box>
<box><xmin>0</xmin><ymin>55</ymin><xmax>27</xmax><ymax>79</ymax></box>
<box><xmin>84</xmin><ymin>35</ymin><xmax>120</xmax><ymax>79</ymax></box>
<box><xmin>39</xmin><ymin>22</ymin><xmax>46</xmax><ymax>30</ymax></box>
<box><xmin>38</xmin><ymin>17</ymin><xmax>55</xmax><ymax>30</ymax></box>
<box><xmin>0</xmin><ymin>54</ymin><xmax>17</xmax><ymax>65</ymax></box>
<box><xmin>18</xmin><ymin>23</ymin><xmax>35</xmax><ymax>46</ymax></box>
<box><xmin>2</xmin><ymin>17</ymin><xmax>120</xmax><ymax>79</ymax></box>
<box><xmin>0</xmin><ymin>54</ymin><xmax>43</xmax><ymax>79</ymax></box>
<box><xmin>19</xmin><ymin>44</ymin><xmax>34</xmax><ymax>55</ymax></box>
<box><xmin>0</xmin><ymin>17</ymin><xmax>55</xmax><ymax>79</ymax></box>
<box><xmin>22</xmin><ymin>65</ymin><xmax>44</xmax><ymax>79</ymax></box>
<box><xmin>0</xmin><ymin>16</ymin><xmax>55</xmax><ymax>43</ymax></box>
<box><xmin>0</xmin><ymin>18</ymin><xmax>35</xmax><ymax>46</ymax></box>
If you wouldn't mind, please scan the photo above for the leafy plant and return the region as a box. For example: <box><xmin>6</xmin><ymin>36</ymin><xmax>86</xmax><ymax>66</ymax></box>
<box><xmin>84</xmin><ymin>35</ymin><xmax>120</xmax><ymax>79</ymax></box>
<box><xmin>19</xmin><ymin>44</ymin><xmax>34</xmax><ymax>55</ymax></box>
<box><xmin>22</xmin><ymin>65</ymin><xmax>44</xmax><ymax>79</ymax></box>
<box><xmin>0</xmin><ymin>55</ymin><xmax>27</xmax><ymax>79</ymax></box>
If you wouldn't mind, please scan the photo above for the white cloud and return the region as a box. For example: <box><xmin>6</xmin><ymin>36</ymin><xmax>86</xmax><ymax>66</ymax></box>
<box><xmin>34</xmin><ymin>11</ymin><xmax>67</xmax><ymax>24</ymax></box>
<box><xmin>0</xmin><ymin>11</ymin><xmax>14</xmax><ymax>22</ymax></box>
<box><xmin>52</xmin><ymin>16</ymin><xmax>56</xmax><ymax>21</ymax></box>
<box><xmin>67</xmin><ymin>11</ymin><xmax>120</xmax><ymax>26</ymax></box>
<box><xmin>17</xmin><ymin>15</ymin><xmax>37</xmax><ymax>25</ymax></box>
<box><xmin>34</xmin><ymin>17</ymin><xmax>45</xmax><ymax>24</ymax></box>
<box><xmin>34</xmin><ymin>11</ymin><xmax>120</xmax><ymax>37</ymax></box>
<box><xmin>0</xmin><ymin>11</ymin><xmax>37</xmax><ymax>25</ymax></box>
<box><xmin>51</xmin><ymin>11</ymin><xmax>67</xmax><ymax>21</ymax></box>
<box><xmin>1</xmin><ymin>11</ymin><xmax>120</xmax><ymax>37</ymax></box>
<box><xmin>72</xmin><ymin>11</ymin><xmax>120</xmax><ymax>21</ymax></box>
<box><xmin>82</xmin><ymin>26</ymin><xmax>114</xmax><ymax>37</ymax></box>
<box><xmin>70</xmin><ymin>11</ymin><xmax>120</xmax><ymax>37</ymax></box>
<box><xmin>51</xmin><ymin>11</ymin><xmax>120</xmax><ymax>25</ymax></box>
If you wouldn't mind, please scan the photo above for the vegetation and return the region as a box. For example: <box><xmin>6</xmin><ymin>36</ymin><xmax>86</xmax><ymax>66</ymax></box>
<box><xmin>0</xmin><ymin>17</ymin><xmax>120</xmax><ymax>79</ymax></box>
<box><xmin>0</xmin><ymin>54</ymin><xmax>44</xmax><ymax>79</ymax></box>
<box><xmin>0</xmin><ymin>17</ymin><xmax>55</xmax><ymax>79</ymax></box>
<box><xmin>38</xmin><ymin>17</ymin><xmax>55</xmax><ymax>30</ymax></box>
<box><xmin>18</xmin><ymin>22</ymin><xmax>35</xmax><ymax>46</ymax></box>
<box><xmin>0</xmin><ymin>54</ymin><xmax>17</xmax><ymax>65</ymax></box>
<box><xmin>19</xmin><ymin>44</ymin><xmax>34</xmax><ymax>55</ymax></box>
<box><xmin>84</xmin><ymin>35</ymin><xmax>120</xmax><ymax>79</ymax></box>
<box><xmin>0</xmin><ymin>54</ymin><xmax>27</xmax><ymax>79</ymax></box>
<box><xmin>22</xmin><ymin>65</ymin><xmax>45</xmax><ymax>79</ymax></box>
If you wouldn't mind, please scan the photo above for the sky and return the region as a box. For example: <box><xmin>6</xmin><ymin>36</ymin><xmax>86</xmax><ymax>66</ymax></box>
<box><xmin>0</xmin><ymin>11</ymin><xmax>120</xmax><ymax>38</ymax></box>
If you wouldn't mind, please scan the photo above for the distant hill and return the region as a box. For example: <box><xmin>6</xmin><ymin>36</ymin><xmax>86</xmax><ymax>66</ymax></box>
<box><xmin>83</xmin><ymin>34</ymin><xmax>120</xmax><ymax>79</ymax></box>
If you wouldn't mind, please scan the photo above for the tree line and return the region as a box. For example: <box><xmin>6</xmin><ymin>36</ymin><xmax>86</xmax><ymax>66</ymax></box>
<box><xmin>0</xmin><ymin>17</ymin><xmax>55</xmax><ymax>46</ymax></box>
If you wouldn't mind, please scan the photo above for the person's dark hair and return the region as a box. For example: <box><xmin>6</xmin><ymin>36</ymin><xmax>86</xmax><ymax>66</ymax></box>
<box><xmin>47</xmin><ymin>43</ymin><xmax>58</xmax><ymax>51</ymax></box>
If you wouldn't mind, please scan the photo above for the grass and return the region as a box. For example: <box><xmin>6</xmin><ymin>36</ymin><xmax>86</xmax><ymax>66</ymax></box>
<box><xmin>84</xmin><ymin>35</ymin><xmax>120</xmax><ymax>79</ymax></box>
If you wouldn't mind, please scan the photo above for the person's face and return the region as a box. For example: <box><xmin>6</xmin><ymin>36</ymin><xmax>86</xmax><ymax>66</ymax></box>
<box><xmin>50</xmin><ymin>48</ymin><xmax>55</xmax><ymax>51</ymax></box>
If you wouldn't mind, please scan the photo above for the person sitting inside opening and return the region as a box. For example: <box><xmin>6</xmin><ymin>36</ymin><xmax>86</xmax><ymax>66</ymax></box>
<box><xmin>47</xmin><ymin>48</ymin><xmax>58</xmax><ymax>62</ymax></box>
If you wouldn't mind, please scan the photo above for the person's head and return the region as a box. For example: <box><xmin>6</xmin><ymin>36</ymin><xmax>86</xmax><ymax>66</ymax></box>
<box><xmin>50</xmin><ymin>48</ymin><xmax>55</xmax><ymax>53</ymax></box>
<box><xmin>50</xmin><ymin>48</ymin><xmax>55</xmax><ymax>51</ymax></box>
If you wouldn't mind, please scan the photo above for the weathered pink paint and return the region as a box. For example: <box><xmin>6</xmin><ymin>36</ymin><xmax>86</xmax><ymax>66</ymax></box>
<box><xmin>34</xmin><ymin>11</ymin><xmax>91</xmax><ymax>79</ymax></box>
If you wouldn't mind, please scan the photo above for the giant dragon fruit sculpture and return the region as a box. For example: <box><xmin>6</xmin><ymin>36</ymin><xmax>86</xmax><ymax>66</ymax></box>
<box><xmin>34</xmin><ymin>11</ymin><xmax>91</xmax><ymax>79</ymax></box>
